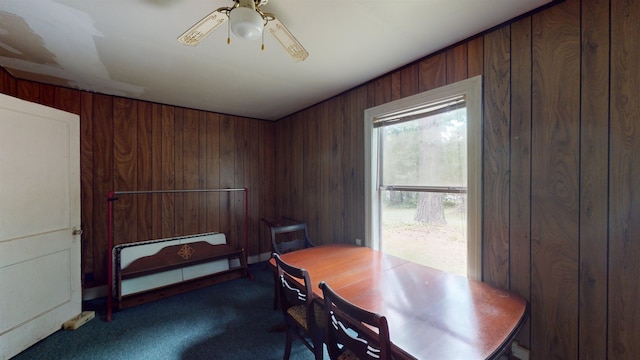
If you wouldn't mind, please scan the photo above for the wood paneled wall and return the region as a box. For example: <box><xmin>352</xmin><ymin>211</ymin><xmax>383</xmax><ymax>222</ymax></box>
<box><xmin>2</xmin><ymin>0</ymin><xmax>639</xmax><ymax>357</ymax></box>
<box><xmin>275</xmin><ymin>0</ymin><xmax>640</xmax><ymax>358</ymax></box>
<box><xmin>0</xmin><ymin>71</ymin><xmax>276</xmax><ymax>287</ymax></box>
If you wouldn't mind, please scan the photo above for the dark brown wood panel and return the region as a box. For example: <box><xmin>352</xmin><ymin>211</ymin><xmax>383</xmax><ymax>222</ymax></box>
<box><xmin>219</xmin><ymin>115</ymin><xmax>234</xmax><ymax>243</ymax></box>
<box><xmin>579</xmin><ymin>0</ymin><xmax>609</xmax><ymax>358</ymax></box>
<box><xmin>173</xmin><ymin>108</ymin><xmax>185</xmax><ymax>236</ymax></box>
<box><xmin>391</xmin><ymin>71</ymin><xmax>401</xmax><ymax>101</ymax></box>
<box><xmin>303</xmin><ymin>107</ymin><xmax>321</xmax><ymax>242</ymax></box>
<box><xmin>446</xmin><ymin>43</ymin><xmax>468</xmax><ymax>84</ymax></box>
<box><xmin>79</xmin><ymin>92</ymin><xmax>94</xmax><ymax>284</ymax></box>
<box><xmin>418</xmin><ymin>53</ymin><xmax>446</xmax><ymax>92</ymax></box>
<box><xmin>289</xmin><ymin>112</ymin><xmax>305</xmax><ymax>221</ymax></box>
<box><xmin>482</xmin><ymin>26</ymin><xmax>511</xmax><ymax>289</ymax></box>
<box><xmin>232</xmin><ymin>117</ymin><xmax>246</xmax><ymax>249</ymax></box>
<box><xmin>368</xmin><ymin>76</ymin><xmax>392</xmax><ymax>108</ymax></box>
<box><xmin>92</xmin><ymin>94</ymin><xmax>114</xmax><ymax>282</ymax></box>
<box><xmin>182</xmin><ymin>108</ymin><xmax>200</xmax><ymax>235</ymax></box>
<box><xmin>54</xmin><ymin>86</ymin><xmax>80</xmax><ymax>114</ymax></box>
<box><xmin>348</xmin><ymin>85</ymin><xmax>367</xmax><ymax>244</ymax></box>
<box><xmin>273</xmin><ymin>118</ymin><xmax>287</xmax><ymax>221</ymax></box>
<box><xmin>273</xmin><ymin>119</ymin><xmax>286</xmax><ymax>221</ymax></box>
<box><xmin>198</xmin><ymin>111</ymin><xmax>208</xmax><ymax>235</ymax></box>
<box><xmin>0</xmin><ymin>68</ymin><xmax>17</xmax><ymax>96</ymax></box>
<box><xmin>278</xmin><ymin>117</ymin><xmax>294</xmax><ymax>223</ymax></box>
<box><xmin>113</xmin><ymin>98</ymin><xmax>138</xmax><ymax>245</ymax></box>
<box><xmin>400</xmin><ymin>64</ymin><xmax>419</xmax><ymax>99</ymax></box>
<box><xmin>509</xmin><ymin>16</ymin><xmax>533</xmax><ymax>348</ymax></box>
<box><xmin>259</xmin><ymin>120</ymin><xmax>276</xmax><ymax>254</ymax></box>
<box><xmin>329</xmin><ymin>100</ymin><xmax>343</xmax><ymax>242</ymax></box>
<box><xmin>467</xmin><ymin>36</ymin><xmax>484</xmax><ymax>78</ymax></box>
<box><xmin>609</xmin><ymin>0</ymin><xmax>640</xmax><ymax>358</ymax></box>
<box><xmin>340</xmin><ymin>87</ymin><xmax>363</xmax><ymax>244</ymax></box>
<box><xmin>17</xmin><ymin>81</ymin><xmax>39</xmax><ymax>103</ymax></box>
<box><xmin>161</xmin><ymin>105</ymin><xmax>176</xmax><ymax>238</ymax></box>
<box><xmin>205</xmin><ymin>112</ymin><xmax>221</xmax><ymax>234</ymax></box>
<box><xmin>317</xmin><ymin>102</ymin><xmax>331</xmax><ymax>244</ymax></box>
<box><xmin>136</xmin><ymin>101</ymin><xmax>153</xmax><ymax>242</ymax></box>
<box><xmin>244</xmin><ymin>118</ymin><xmax>258</xmax><ymax>254</ymax></box>
<box><xmin>150</xmin><ymin>104</ymin><xmax>163</xmax><ymax>240</ymax></box>
<box><xmin>40</xmin><ymin>83</ymin><xmax>55</xmax><ymax>108</ymax></box>
<box><xmin>531</xmin><ymin>0</ymin><xmax>581</xmax><ymax>357</ymax></box>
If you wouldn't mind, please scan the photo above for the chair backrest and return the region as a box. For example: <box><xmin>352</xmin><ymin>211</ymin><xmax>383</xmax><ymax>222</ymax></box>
<box><xmin>270</xmin><ymin>223</ymin><xmax>313</xmax><ymax>254</ymax></box>
<box><xmin>319</xmin><ymin>281</ymin><xmax>392</xmax><ymax>360</ymax></box>
<box><xmin>273</xmin><ymin>253</ymin><xmax>315</xmax><ymax>317</ymax></box>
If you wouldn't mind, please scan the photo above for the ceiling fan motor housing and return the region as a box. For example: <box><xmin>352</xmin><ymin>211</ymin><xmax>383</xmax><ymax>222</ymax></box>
<box><xmin>230</xmin><ymin>0</ymin><xmax>264</xmax><ymax>40</ymax></box>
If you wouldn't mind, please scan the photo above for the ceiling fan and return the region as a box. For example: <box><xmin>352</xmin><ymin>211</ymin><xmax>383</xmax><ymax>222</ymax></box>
<box><xmin>178</xmin><ymin>0</ymin><xmax>309</xmax><ymax>62</ymax></box>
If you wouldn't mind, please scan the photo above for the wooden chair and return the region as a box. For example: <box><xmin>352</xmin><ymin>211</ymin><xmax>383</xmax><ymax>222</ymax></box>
<box><xmin>270</xmin><ymin>222</ymin><xmax>314</xmax><ymax>255</ymax></box>
<box><xmin>273</xmin><ymin>253</ymin><xmax>325</xmax><ymax>360</ymax></box>
<box><xmin>268</xmin><ymin>221</ymin><xmax>314</xmax><ymax>309</ymax></box>
<box><xmin>319</xmin><ymin>281</ymin><xmax>392</xmax><ymax>360</ymax></box>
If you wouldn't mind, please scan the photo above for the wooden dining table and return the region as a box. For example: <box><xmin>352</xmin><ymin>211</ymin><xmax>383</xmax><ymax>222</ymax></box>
<box><xmin>271</xmin><ymin>244</ymin><xmax>529</xmax><ymax>360</ymax></box>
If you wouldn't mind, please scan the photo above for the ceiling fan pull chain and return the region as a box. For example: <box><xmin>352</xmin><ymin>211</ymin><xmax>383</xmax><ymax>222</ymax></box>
<box><xmin>227</xmin><ymin>19</ymin><xmax>231</xmax><ymax>45</ymax></box>
<box><xmin>261</xmin><ymin>30</ymin><xmax>265</xmax><ymax>51</ymax></box>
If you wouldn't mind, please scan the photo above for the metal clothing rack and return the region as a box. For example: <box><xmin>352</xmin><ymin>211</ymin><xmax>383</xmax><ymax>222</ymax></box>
<box><xmin>106</xmin><ymin>188</ymin><xmax>249</xmax><ymax>321</ymax></box>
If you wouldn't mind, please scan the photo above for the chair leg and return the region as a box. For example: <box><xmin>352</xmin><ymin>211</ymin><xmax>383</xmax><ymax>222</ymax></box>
<box><xmin>313</xmin><ymin>339</ymin><xmax>324</xmax><ymax>360</ymax></box>
<box><xmin>283</xmin><ymin>328</ymin><xmax>294</xmax><ymax>360</ymax></box>
<box><xmin>273</xmin><ymin>271</ymin><xmax>280</xmax><ymax>310</ymax></box>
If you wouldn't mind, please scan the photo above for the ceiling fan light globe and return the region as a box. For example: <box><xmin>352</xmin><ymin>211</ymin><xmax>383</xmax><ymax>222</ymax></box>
<box><xmin>229</xmin><ymin>7</ymin><xmax>263</xmax><ymax>40</ymax></box>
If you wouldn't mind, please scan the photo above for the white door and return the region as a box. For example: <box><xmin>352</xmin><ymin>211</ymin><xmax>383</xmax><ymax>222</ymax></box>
<box><xmin>0</xmin><ymin>93</ymin><xmax>81</xmax><ymax>360</ymax></box>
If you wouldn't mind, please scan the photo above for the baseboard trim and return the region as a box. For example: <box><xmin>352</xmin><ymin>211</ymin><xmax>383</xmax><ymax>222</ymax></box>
<box><xmin>83</xmin><ymin>285</ymin><xmax>107</xmax><ymax>301</ymax></box>
<box><xmin>248</xmin><ymin>252</ymin><xmax>273</xmax><ymax>264</ymax></box>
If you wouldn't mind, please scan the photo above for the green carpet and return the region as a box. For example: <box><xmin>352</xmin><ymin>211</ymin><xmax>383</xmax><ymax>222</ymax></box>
<box><xmin>13</xmin><ymin>262</ymin><xmax>320</xmax><ymax>360</ymax></box>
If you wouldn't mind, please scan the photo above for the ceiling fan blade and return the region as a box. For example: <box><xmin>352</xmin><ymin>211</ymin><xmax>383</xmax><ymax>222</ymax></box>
<box><xmin>178</xmin><ymin>9</ymin><xmax>229</xmax><ymax>46</ymax></box>
<box><xmin>264</xmin><ymin>15</ymin><xmax>308</xmax><ymax>62</ymax></box>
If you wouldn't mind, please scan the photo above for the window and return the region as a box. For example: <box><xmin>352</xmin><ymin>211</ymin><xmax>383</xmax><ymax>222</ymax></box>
<box><xmin>364</xmin><ymin>76</ymin><xmax>482</xmax><ymax>280</ymax></box>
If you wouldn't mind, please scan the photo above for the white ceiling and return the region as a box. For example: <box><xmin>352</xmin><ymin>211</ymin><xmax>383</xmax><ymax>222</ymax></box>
<box><xmin>0</xmin><ymin>0</ymin><xmax>551</xmax><ymax>121</ymax></box>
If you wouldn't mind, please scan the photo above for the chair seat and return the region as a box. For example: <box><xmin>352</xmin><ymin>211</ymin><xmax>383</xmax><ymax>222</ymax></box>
<box><xmin>286</xmin><ymin>303</ymin><xmax>327</xmax><ymax>331</ymax></box>
<box><xmin>337</xmin><ymin>350</ymin><xmax>360</xmax><ymax>360</ymax></box>
<box><xmin>287</xmin><ymin>305</ymin><xmax>307</xmax><ymax>328</ymax></box>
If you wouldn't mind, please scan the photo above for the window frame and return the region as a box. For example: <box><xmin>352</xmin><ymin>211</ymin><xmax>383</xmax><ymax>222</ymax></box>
<box><xmin>364</xmin><ymin>76</ymin><xmax>482</xmax><ymax>280</ymax></box>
